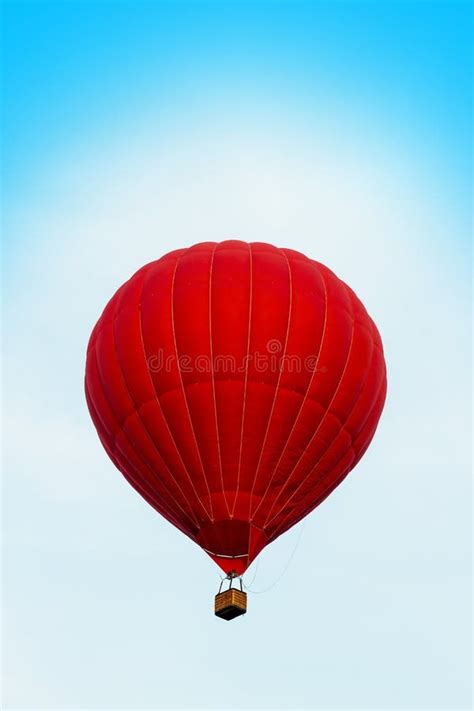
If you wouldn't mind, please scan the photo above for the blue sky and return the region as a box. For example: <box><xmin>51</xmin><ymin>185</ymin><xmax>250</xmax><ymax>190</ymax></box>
<box><xmin>3</xmin><ymin>1</ymin><xmax>472</xmax><ymax>208</ymax></box>
<box><xmin>2</xmin><ymin>2</ymin><xmax>472</xmax><ymax>710</ymax></box>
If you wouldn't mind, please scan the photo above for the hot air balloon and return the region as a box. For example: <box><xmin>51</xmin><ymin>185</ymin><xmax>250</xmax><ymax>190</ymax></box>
<box><xmin>85</xmin><ymin>241</ymin><xmax>386</xmax><ymax>620</ymax></box>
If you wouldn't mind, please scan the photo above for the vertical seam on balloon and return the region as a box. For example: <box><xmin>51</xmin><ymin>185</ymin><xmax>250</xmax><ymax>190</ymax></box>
<box><xmin>248</xmin><ymin>248</ymin><xmax>293</xmax><ymax>520</ymax></box>
<box><xmin>85</xmin><ymin>378</ymin><xmax>192</xmax><ymax>536</ymax></box>
<box><xmin>353</xmin><ymin>380</ymin><xmax>387</xmax><ymax>466</ymax></box>
<box><xmin>85</xmin><ymin>378</ymin><xmax>125</xmax><ymax>472</ymax></box>
<box><xmin>231</xmin><ymin>242</ymin><xmax>253</xmax><ymax>518</ymax></box>
<box><xmin>87</xmin><ymin>342</ymin><xmax>200</xmax><ymax>531</ymax></box>
<box><xmin>249</xmin><ymin>261</ymin><xmax>328</xmax><ymax>524</ymax></box>
<box><xmin>268</xmin><ymin>463</ymin><xmax>352</xmax><ymax>544</ymax></box>
<box><xmin>136</xmin><ymin>259</ymin><xmax>213</xmax><ymax>524</ymax></box>
<box><xmin>110</xmin><ymin>279</ymin><xmax>203</xmax><ymax>528</ymax></box>
<box><xmin>208</xmin><ymin>244</ymin><xmax>231</xmax><ymax>517</ymax></box>
<box><xmin>268</xmin><ymin>357</ymin><xmax>386</xmax><ymax>539</ymax></box>
<box><xmin>268</xmin><ymin>394</ymin><xmax>370</xmax><ymax>536</ymax></box>
<box><xmin>171</xmin><ymin>250</ymin><xmax>215</xmax><ymax>522</ymax></box>
<box><xmin>262</xmin><ymin>285</ymin><xmax>357</xmax><ymax>529</ymax></box>
<box><xmin>89</xmin><ymin>345</ymin><xmax>184</xmax><ymax>524</ymax></box>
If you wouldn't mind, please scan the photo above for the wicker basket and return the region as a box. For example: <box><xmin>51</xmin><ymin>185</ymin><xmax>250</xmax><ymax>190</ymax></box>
<box><xmin>214</xmin><ymin>588</ymin><xmax>247</xmax><ymax>620</ymax></box>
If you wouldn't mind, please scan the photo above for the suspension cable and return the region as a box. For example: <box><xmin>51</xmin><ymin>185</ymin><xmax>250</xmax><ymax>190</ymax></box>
<box><xmin>243</xmin><ymin>521</ymin><xmax>305</xmax><ymax>594</ymax></box>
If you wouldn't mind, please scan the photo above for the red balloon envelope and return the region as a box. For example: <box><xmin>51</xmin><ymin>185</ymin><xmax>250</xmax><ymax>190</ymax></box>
<box><xmin>85</xmin><ymin>241</ymin><xmax>386</xmax><ymax>576</ymax></box>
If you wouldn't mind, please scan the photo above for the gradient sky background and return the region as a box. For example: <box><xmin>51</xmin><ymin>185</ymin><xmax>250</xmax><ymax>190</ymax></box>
<box><xmin>2</xmin><ymin>2</ymin><xmax>472</xmax><ymax>709</ymax></box>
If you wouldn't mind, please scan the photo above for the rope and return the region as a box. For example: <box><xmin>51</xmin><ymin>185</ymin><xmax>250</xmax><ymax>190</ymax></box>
<box><xmin>243</xmin><ymin>558</ymin><xmax>260</xmax><ymax>588</ymax></box>
<box><xmin>243</xmin><ymin>521</ymin><xmax>305</xmax><ymax>594</ymax></box>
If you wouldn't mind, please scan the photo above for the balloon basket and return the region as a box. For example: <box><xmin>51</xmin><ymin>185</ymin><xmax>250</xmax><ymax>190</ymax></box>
<box><xmin>215</xmin><ymin>588</ymin><xmax>247</xmax><ymax>620</ymax></box>
<box><xmin>214</xmin><ymin>573</ymin><xmax>247</xmax><ymax>620</ymax></box>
